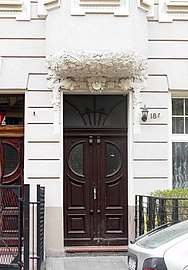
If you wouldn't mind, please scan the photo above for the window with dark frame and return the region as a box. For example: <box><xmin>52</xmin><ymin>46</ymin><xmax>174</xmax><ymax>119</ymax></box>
<box><xmin>172</xmin><ymin>98</ymin><xmax>188</xmax><ymax>189</ymax></box>
<box><xmin>0</xmin><ymin>95</ymin><xmax>24</xmax><ymax>126</ymax></box>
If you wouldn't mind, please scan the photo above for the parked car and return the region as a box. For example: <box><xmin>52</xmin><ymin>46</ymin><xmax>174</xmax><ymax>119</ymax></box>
<box><xmin>128</xmin><ymin>220</ymin><xmax>188</xmax><ymax>270</ymax></box>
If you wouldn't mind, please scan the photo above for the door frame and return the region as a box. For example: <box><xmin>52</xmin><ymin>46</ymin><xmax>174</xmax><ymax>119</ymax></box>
<box><xmin>62</xmin><ymin>92</ymin><xmax>130</xmax><ymax>246</ymax></box>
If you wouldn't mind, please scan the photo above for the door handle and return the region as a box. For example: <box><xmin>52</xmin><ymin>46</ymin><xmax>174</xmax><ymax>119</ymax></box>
<box><xmin>89</xmin><ymin>135</ymin><xmax>93</xmax><ymax>144</ymax></box>
<box><xmin>93</xmin><ymin>187</ymin><xmax>97</xmax><ymax>200</ymax></box>
<box><xmin>90</xmin><ymin>210</ymin><xmax>94</xmax><ymax>214</ymax></box>
<box><xmin>97</xmin><ymin>209</ymin><xmax>101</xmax><ymax>214</ymax></box>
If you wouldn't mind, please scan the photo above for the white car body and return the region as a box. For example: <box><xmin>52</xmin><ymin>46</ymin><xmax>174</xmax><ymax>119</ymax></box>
<box><xmin>128</xmin><ymin>220</ymin><xmax>188</xmax><ymax>270</ymax></box>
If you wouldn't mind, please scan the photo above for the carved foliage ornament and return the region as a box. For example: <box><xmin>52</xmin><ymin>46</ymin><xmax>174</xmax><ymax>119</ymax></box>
<box><xmin>46</xmin><ymin>50</ymin><xmax>148</xmax><ymax>134</ymax></box>
<box><xmin>46</xmin><ymin>50</ymin><xmax>147</xmax><ymax>92</ymax></box>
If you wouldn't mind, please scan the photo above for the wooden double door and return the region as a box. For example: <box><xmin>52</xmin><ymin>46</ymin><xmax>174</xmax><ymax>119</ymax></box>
<box><xmin>64</xmin><ymin>129</ymin><xmax>128</xmax><ymax>246</ymax></box>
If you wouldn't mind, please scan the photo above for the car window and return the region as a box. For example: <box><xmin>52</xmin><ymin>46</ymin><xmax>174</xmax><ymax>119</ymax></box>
<box><xmin>137</xmin><ymin>221</ymin><xmax>188</xmax><ymax>249</ymax></box>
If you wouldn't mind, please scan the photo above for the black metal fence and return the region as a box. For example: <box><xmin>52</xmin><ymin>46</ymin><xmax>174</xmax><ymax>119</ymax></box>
<box><xmin>135</xmin><ymin>195</ymin><xmax>188</xmax><ymax>238</ymax></box>
<box><xmin>29</xmin><ymin>185</ymin><xmax>45</xmax><ymax>270</ymax></box>
<box><xmin>0</xmin><ymin>184</ymin><xmax>45</xmax><ymax>270</ymax></box>
<box><xmin>0</xmin><ymin>185</ymin><xmax>23</xmax><ymax>269</ymax></box>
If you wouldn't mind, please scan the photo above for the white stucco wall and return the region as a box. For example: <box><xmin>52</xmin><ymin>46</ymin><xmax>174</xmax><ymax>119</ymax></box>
<box><xmin>45</xmin><ymin>0</ymin><xmax>148</xmax><ymax>55</ymax></box>
<box><xmin>0</xmin><ymin>0</ymin><xmax>188</xmax><ymax>255</ymax></box>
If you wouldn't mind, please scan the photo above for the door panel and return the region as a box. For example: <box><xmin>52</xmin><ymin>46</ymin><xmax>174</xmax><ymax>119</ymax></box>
<box><xmin>64</xmin><ymin>131</ymin><xmax>128</xmax><ymax>246</ymax></box>
<box><xmin>100</xmin><ymin>136</ymin><xmax>127</xmax><ymax>245</ymax></box>
<box><xmin>0</xmin><ymin>138</ymin><xmax>23</xmax><ymax>186</ymax></box>
<box><xmin>64</xmin><ymin>136</ymin><xmax>91</xmax><ymax>245</ymax></box>
<box><xmin>0</xmin><ymin>137</ymin><xmax>24</xmax><ymax>242</ymax></box>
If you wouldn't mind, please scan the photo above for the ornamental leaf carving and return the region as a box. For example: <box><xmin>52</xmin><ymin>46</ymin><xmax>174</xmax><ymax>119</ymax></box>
<box><xmin>46</xmin><ymin>50</ymin><xmax>148</xmax><ymax>83</ymax></box>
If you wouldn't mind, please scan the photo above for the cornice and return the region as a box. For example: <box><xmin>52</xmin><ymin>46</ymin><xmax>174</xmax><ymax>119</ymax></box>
<box><xmin>159</xmin><ymin>0</ymin><xmax>188</xmax><ymax>21</ymax></box>
<box><xmin>79</xmin><ymin>0</ymin><xmax>120</xmax><ymax>6</ymax></box>
<box><xmin>0</xmin><ymin>0</ymin><xmax>23</xmax><ymax>11</ymax></box>
<box><xmin>44</xmin><ymin>0</ymin><xmax>60</xmax><ymax>10</ymax></box>
<box><xmin>0</xmin><ymin>0</ymin><xmax>30</xmax><ymax>20</ymax></box>
<box><xmin>71</xmin><ymin>0</ymin><xmax>129</xmax><ymax>16</ymax></box>
<box><xmin>138</xmin><ymin>0</ymin><xmax>154</xmax><ymax>17</ymax></box>
<box><xmin>138</xmin><ymin>0</ymin><xmax>152</xmax><ymax>11</ymax></box>
<box><xmin>37</xmin><ymin>0</ymin><xmax>60</xmax><ymax>18</ymax></box>
<box><xmin>166</xmin><ymin>0</ymin><xmax>188</xmax><ymax>13</ymax></box>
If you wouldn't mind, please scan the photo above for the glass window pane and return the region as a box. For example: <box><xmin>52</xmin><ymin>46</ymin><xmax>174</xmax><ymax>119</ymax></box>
<box><xmin>106</xmin><ymin>144</ymin><xmax>121</xmax><ymax>175</ymax></box>
<box><xmin>4</xmin><ymin>144</ymin><xmax>19</xmax><ymax>176</ymax></box>
<box><xmin>105</xmin><ymin>101</ymin><xmax>127</xmax><ymax>127</ymax></box>
<box><xmin>68</xmin><ymin>143</ymin><xmax>84</xmax><ymax>176</ymax></box>
<box><xmin>0</xmin><ymin>95</ymin><xmax>24</xmax><ymax>125</ymax></box>
<box><xmin>63</xmin><ymin>101</ymin><xmax>85</xmax><ymax>126</ymax></box>
<box><xmin>172</xmin><ymin>117</ymin><xmax>184</xmax><ymax>134</ymax></box>
<box><xmin>185</xmin><ymin>99</ymin><xmax>188</xmax><ymax>115</ymax></box>
<box><xmin>172</xmin><ymin>142</ymin><xmax>188</xmax><ymax>189</ymax></box>
<box><xmin>185</xmin><ymin>118</ymin><xmax>188</xmax><ymax>134</ymax></box>
<box><xmin>172</xmin><ymin>99</ymin><xmax>183</xmax><ymax>115</ymax></box>
<box><xmin>64</xmin><ymin>95</ymin><xmax>127</xmax><ymax>127</ymax></box>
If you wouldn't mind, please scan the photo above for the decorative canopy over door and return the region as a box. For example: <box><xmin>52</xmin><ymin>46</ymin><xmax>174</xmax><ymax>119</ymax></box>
<box><xmin>46</xmin><ymin>50</ymin><xmax>148</xmax><ymax>133</ymax></box>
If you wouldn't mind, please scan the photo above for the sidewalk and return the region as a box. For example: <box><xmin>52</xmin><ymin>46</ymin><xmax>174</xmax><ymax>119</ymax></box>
<box><xmin>46</xmin><ymin>254</ymin><xmax>128</xmax><ymax>270</ymax></box>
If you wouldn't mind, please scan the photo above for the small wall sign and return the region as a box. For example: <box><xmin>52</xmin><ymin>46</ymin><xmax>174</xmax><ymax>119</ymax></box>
<box><xmin>150</xmin><ymin>112</ymin><xmax>161</xmax><ymax>120</ymax></box>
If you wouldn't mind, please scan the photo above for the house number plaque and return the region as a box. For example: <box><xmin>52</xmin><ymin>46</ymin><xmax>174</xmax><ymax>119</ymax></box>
<box><xmin>150</xmin><ymin>112</ymin><xmax>161</xmax><ymax>119</ymax></box>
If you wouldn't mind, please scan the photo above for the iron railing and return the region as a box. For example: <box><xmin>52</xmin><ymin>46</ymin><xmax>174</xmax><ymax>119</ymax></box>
<box><xmin>135</xmin><ymin>195</ymin><xmax>188</xmax><ymax>237</ymax></box>
<box><xmin>0</xmin><ymin>184</ymin><xmax>45</xmax><ymax>270</ymax></box>
<box><xmin>29</xmin><ymin>185</ymin><xmax>45</xmax><ymax>270</ymax></box>
<box><xmin>0</xmin><ymin>185</ymin><xmax>22</xmax><ymax>270</ymax></box>
<box><xmin>37</xmin><ymin>186</ymin><xmax>45</xmax><ymax>270</ymax></box>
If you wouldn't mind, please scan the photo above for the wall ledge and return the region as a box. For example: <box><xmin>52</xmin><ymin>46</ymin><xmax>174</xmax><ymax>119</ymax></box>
<box><xmin>166</xmin><ymin>0</ymin><xmax>188</xmax><ymax>12</ymax></box>
<box><xmin>0</xmin><ymin>0</ymin><xmax>23</xmax><ymax>11</ymax></box>
<box><xmin>71</xmin><ymin>0</ymin><xmax>129</xmax><ymax>16</ymax></box>
<box><xmin>37</xmin><ymin>0</ymin><xmax>60</xmax><ymax>18</ymax></box>
<box><xmin>138</xmin><ymin>0</ymin><xmax>154</xmax><ymax>17</ymax></box>
<box><xmin>0</xmin><ymin>0</ymin><xmax>30</xmax><ymax>20</ymax></box>
<box><xmin>159</xmin><ymin>0</ymin><xmax>188</xmax><ymax>22</ymax></box>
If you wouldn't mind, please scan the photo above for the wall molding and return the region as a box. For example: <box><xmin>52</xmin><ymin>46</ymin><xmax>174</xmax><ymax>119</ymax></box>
<box><xmin>0</xmin><ymin>57</ymin><xmax>2</xmax><ymax>74</ymax></box>
<box><xmin>0</xmin><ymin>0</ymin><xmax>23</xmax><ymax>11</ymax></box>
<box><xmin>166</xmin><ymin>0</ymin><xmax>188</xmax><ymax>13</ymax></box>
<box><xmin>71</xmin><ymin>0</ymin><xmax>129</xmax><ymax>16</ymax></box>
<box><xmin>37</xmin><ymin>0</ymin><xmax>60</xmax><ymax>18</ymax></box>
<box><xmin>159</xmin><ymin>0</ymin><xmax>188</xmax><ymax>22</ymax></box>
<box><xmin>0</xmin><ymin>0</ymin><xmax>30</xmax><ymax>20</ymax></box>
<box><xmin>138</xmin><ymin>0</ymin><xmax>154</xmax><ymax>17</ymax></box>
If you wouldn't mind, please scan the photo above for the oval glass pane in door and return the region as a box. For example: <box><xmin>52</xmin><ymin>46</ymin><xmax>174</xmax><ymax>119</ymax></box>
<box><xmin>4</xmin><ymin>143</ymin><xmax>19</xmax><ymax>176</ymax></box>
<box><xmin>107</xmin><ymin>143</ymin><xmax>121</xmax><ymax>176</ymax></box>
<box><xmin>68</xmin><ymin>143</ymin><xmax>84</xmax><ymax>176</ymax></box>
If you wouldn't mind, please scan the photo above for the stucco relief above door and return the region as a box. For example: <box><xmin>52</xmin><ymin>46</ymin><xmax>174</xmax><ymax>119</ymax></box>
<box><xmin>46</xmin><ymin>50</ymin><xmax>148</xmax><ymax>134</ymax></box>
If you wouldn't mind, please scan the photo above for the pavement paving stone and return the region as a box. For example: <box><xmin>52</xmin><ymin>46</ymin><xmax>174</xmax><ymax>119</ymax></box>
<box><xmin>46</xmin><ymin>255</ymin><xmax>128</xmax><ymax>270</ymax></box>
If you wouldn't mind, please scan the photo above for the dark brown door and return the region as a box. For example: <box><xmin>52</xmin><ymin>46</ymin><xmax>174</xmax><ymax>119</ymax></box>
<box><xmin>64</xmin><ymin>129</ymin><xmax>128</xmax><ymax>246</ymax></box>
<box><xmin>0</xmin><ymin>136</ymin><xmax>24</xmax><ymax>242</ymax></box>
<box><xmin>0</xmin><ymin>95</ymin><xmax>24</xmax><ymax>244</ymax></box>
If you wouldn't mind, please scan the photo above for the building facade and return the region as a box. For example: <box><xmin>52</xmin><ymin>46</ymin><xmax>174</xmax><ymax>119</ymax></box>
<box><xmin>0</xmin><ymin>0</ymin><xmax>188</xmax><ymax>257</ymax></box>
